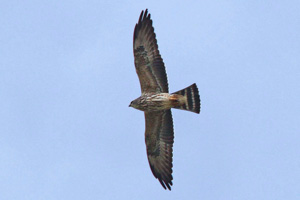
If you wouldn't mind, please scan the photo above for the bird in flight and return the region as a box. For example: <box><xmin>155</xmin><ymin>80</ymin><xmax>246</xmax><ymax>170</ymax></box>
<box><xmin>129</xmin><ymin>9</ymin><xmax>201</xmax><ymax>190</ymax></box>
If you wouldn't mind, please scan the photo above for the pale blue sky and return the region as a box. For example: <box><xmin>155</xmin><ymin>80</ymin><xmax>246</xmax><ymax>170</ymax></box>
<box><xmin>1</xmin><ymin>1</ymin><xmax>300</xmax><ymax>199</ymax></box>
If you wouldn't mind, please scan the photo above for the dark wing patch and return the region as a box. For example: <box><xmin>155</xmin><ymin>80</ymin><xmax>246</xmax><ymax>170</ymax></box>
<box><xmin>133</xmin><ymin>9</ymin><xmax>169</xmax><ymax>94</ymax></box>
<box><xmin>144</xmin><ymin>109</ymin><xmax>174</xmax><ymax>190</ymax></box>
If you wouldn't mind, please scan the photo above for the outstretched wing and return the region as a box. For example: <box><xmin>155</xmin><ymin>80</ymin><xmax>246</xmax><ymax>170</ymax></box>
<box><xmin>133</xmin><ymin>9</ymin><xmax>169</xmax><ymax>94</ymax></box>
<box><xmin>144</xmin><ymin>109</ymin><xmax>174</xmax><ymax>190</ymax></box>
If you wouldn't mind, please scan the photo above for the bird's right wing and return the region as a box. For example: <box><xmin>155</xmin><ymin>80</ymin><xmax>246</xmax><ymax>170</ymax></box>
<box><xmin>144</xmin><ymin>109</ymin><xmax>174</xmax><ymax>190</ymax></box>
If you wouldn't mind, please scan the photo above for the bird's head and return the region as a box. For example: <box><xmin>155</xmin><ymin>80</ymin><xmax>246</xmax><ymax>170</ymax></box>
<box><xmin>129</xmin><ymin>98</ymin><xmax>142</xmax><ymax>110</ymax></box>
<box><xmin>129</xmin><ymin>99</ymin><xmax>137</xmax><ymax>108</ymax></box>
<box><xmin>129</xmin><ymin>101</ymin><xmax>133</xmax><ymax>107</ymax></box>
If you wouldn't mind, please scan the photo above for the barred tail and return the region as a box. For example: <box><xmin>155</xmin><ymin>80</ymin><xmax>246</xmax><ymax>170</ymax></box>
<box><xmin>172</xmin><ymin>83</ymin><xmax>200</xmax><ymax>114</ymax></box>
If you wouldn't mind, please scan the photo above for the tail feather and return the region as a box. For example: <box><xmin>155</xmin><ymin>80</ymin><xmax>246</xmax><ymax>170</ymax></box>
<box><xmin>172</xmin><ymin>83</ymin><xmax>200</xmax><ymax>114</ymax></box>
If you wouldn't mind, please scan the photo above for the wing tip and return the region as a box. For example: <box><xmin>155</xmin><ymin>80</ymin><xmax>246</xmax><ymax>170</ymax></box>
<box><xmin>159</xmin><ymin>178</ymin><xmax>173</xmax><ymax>190</ymax></box>
<box><xmin>137</xmin><ymin>9</ymin><xmax>151</xmax><ymax>25</ymax></box>
<box><xmin>148</xmin><ymin>160</ymin><xmax>173</xmax><ymax>190</ymax></box>
<box><xmin>150</xmin><ymin>164</ymin><xmax>173</xmax><ymax>190</ymax></box>
<box><xmin>134</xmin><ymin>9</ymin><xmax>152</xmax><ymax>39</ymax></box>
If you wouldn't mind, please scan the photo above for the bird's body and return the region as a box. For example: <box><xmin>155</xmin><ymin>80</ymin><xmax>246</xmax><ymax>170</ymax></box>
<box><xmin>130</xmin><ymin>93</ymin><xmax>184</xmax><ymax>112</ymax></box>
<box><xmin>129</xmin><ymin>9</ymin><xmax>201</xmax><ymax>190</ymax></box>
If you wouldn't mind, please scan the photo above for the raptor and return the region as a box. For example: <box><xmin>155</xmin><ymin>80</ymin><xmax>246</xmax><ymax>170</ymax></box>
<box><xmin>129</xmin><ymin>9</ymin><xmax>201</xmax><ymax>190</ymax></box>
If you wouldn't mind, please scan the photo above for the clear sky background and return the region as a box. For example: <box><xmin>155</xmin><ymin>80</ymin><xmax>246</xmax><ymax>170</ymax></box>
<box><xmin>1</xmin><ymin>1</ymin><xmax>299</xmax><ymax>199</ymax></box>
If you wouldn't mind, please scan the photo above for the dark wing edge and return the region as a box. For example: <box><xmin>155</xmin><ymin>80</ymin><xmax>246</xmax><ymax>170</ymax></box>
<box><xmin>144</xmin><ymin>109</ymin><xmax>174</xmax><ymax>190</ymax></box>
<box><xmin>133</xmin><ymin>9</ymin><xmax>169</xmax><ymax>94</ymax></box>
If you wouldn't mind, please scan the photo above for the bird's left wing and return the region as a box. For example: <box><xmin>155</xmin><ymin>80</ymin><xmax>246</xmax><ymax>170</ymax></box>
<box><xmin>133</xmin><ymin>9</ymin><xmax>169</xmax><ymax>94</ymax></box>
<box><xmin>144</xmin><ymin>109</ymin><xmax>174</xmax><ymax>190</ymax></box>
